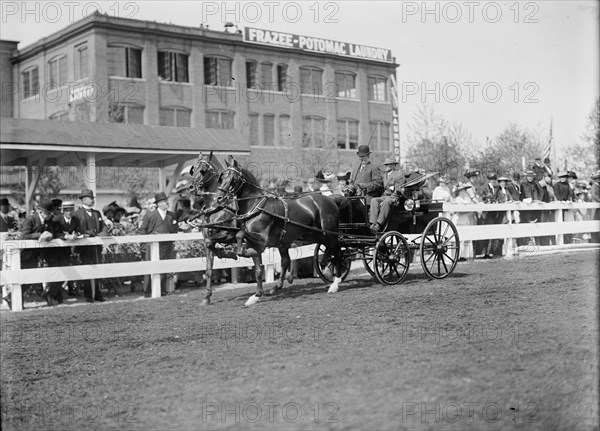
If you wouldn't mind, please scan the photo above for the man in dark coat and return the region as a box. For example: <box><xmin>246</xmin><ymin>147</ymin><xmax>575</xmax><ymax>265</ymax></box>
<box><xmin>73</xmin><ymin>189</ymin><xmax>107</xmax><ymax>302</ymax></box>
<box><xmin>554</xmin><ymin>171</ymin><xmax>574</xmax><ymax>202</ymax></box>
<box><xmin>11</xmin><ymin>198</ymin><xmax>54</xmax><ymax>308</ymax></box>
<box><xmin>350</xmin><ymin>145</ymin><xmax>383</xmax><ymax>205</ymax></box>
<box><xmin>47</xmin><ymin>201</ymin><xmax>80</xmax><ymax>304</ymax></box>
<box><xmin>0</xmin><ymin>197</ymin><xmax>17</xmax><ymax>232</ymax></box>
<box><xmin>140</xmin><ymin>192</ymin><xmax>179</xmax><ymax>296</ymax></box>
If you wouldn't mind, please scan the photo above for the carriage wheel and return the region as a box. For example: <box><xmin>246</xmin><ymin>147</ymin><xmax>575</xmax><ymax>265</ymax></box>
<box><xmin>420</xmin><ymin>217</ymin><xmax>460</xmax><ymax>279</ymax></box>
<box><xmin>313</xmin><ymin>244</ymin><xmax>352</xmax><ymax>283</ymax></box>
<box><xmin>361</xmin><ymin>247</ymin><xmax>377</xmax><ymax>280</ymax></box>
<box><xmin>374</xmin><ymin>231</ymin><xmax>410</xmax><ymax>285</ymax></box>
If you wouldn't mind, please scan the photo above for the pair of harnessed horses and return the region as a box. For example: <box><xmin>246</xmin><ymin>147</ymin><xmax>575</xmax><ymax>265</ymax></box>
<box><xmin>185</xmin><ymin>153</ymin><xmax>345</xmax><ymax>306</ymax></box>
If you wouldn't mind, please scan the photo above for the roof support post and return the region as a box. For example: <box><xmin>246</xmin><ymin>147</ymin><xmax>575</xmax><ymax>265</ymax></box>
<box><xmin>25</xmin><ymin>155</ymin><xmax>47</xmax><ymax>213</ymax></box>
<box><xmin>84</xmin><ymin>153</ymin><xmax>97</xmax><ymax>198</ymax></box>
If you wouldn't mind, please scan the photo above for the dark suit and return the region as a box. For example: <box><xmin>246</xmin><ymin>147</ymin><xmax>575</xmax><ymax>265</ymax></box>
<box><xmin>351</xmin><ymin>161</ymin><xmax>383</xmax><ymax>205</ymax></box>
<box><xmin>45</xmin><ymin>215</ymin><xmax>81</xmax><ymax>303</ymax></box>
<box><xmin>0</xmin><ymin>213</ymin><xmax>16</xmax><ymax>232</ymax></box>
<box><xmin>73</xmin><ymin>207</ymin><xmax>107</xmax><ymax>301</ymax></box>
<box><xmin>18</xmin><ymin>214</ymin><xmax>52</xmax><ymax>304</ymax></box>
<box><xmin>140</xmin><ymin>209</ymin><xmax>179</xmax><ymax>294</ymax></box>
<box><xmin>554</xmin><ymin>181</ymin><xmax>573</xmax><ymax>201</ymax></box>
<box><xmin>369</xmin><ymin>170</ymin><xmax>403</xmax><ymax>226</ymax></box>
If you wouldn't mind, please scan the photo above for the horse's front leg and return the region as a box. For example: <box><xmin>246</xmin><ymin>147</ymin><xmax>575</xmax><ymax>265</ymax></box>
<box><xmin>269</xmin><ymin>245</ymin><xmax>292</xmax><ymax>296</ymax></box>
<box><xmin>327</xmin><ymin>241</ymin><xmax>343</xmax><ymax>294</ymax></box>
<box><xmin>245</xmin><ymin>254</ymin><xmax>263</xmax><ymax>306</ymax></box>
<box><xmin>201</xmin><ymin>246</ymin><xmax>214</xmax><ymax>306</ymax></box>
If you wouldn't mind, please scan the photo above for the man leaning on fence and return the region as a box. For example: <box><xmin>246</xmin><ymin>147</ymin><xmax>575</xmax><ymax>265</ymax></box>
<box><xmin>73</xmin><ymin>189</ymin><xmax>108</xmax><ymax>303</ymax></box>
<box><xmin>140</xmin><ymin>192</ymin><xmax>179</xmax><ymax>297</ymax></box>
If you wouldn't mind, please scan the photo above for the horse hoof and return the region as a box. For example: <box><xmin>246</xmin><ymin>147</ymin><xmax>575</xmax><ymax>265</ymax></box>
<box><xmin>200</xmin><ymin>298</ymin><xmax>211</xmax><ymax>306</ymax></box>
<box><xmin>327</xmin><ymin>284</ymin><xmax>339</xmax><ymax>294</ymax></box>
<box><xmin>266</xmin><ymin>287</ymin><xmax>280</xmax><ymax>296</ymax></box>
<box><xmin>245</xmin><ymin>295</ymin><xmax>260</xmax><ymax>306</ymax></box>
<box><xmin>287</xmin><ymin>274</ymin><xmax>294</xmax><ymax>284</ymax></box>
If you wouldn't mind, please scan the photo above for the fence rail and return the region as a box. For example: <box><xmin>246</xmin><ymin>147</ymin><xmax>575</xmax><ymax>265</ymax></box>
<box><xmin>1</xmin><ymin>201</ymin><xmax>598</xmax><ymax>311</ymax></box>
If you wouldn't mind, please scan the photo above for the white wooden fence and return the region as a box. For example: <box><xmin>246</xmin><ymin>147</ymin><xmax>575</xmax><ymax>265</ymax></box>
<box><xmin>1</xmin><ymin>201</ymin><xmax>598</xmax><ymax>311</ymax></box>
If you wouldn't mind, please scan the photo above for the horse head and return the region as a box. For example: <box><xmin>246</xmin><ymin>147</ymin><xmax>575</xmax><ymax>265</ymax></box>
<box><xmin>216</xmin><ymin>157</ymin><xmax>246</xmax><ymax>204</ymax></box>
<box><xmin>188</xmin><ymin>152</ymin><xmax>220</xmax><ymax>195</ymax></box>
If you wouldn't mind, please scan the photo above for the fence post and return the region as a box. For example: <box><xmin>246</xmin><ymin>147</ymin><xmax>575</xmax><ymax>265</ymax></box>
<box><xmin>150</xmin><ymin>241</ymin><xmax>161</xmax><ymax>298</ymax></box>
<box><xmin>555</xmin><ymin>207</ymin><xmax>564</xmax><ymax>245</ymax></box>
<box><xmin>7</xmin><ymin>245</ymin><xmax>23</xmax><ymax>311</ymax></box>
<box><xmin>265</xmin><ymin>264</ymin><xmax>275</xmax><ymax>283</ymax></box>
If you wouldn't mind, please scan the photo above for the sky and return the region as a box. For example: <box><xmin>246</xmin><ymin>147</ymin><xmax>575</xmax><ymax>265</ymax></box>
<box><xmin>1</xmin><ymin>0</ymin><xmax>598</xmax><ymax>160</ymax></box>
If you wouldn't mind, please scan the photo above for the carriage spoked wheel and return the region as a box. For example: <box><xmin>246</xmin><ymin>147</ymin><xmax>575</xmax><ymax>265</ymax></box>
<box><xmin>313</xmin><ymin>244</ymin><xmax>352</xmax><ymax>283</ymax></box>
<box><xmin>419</xmin><ymin>216</ymin><xmax>460</xmax><ymax>279</ymax></box>
<box><xmin>361</xmin><ymin>247</ymin><xmax>377</xmax><ymax>279</ymax></box>
<box><xmin>373</xmin><ymin>231</ymin><xmax>411</xmax><ymax>285</ymax></box>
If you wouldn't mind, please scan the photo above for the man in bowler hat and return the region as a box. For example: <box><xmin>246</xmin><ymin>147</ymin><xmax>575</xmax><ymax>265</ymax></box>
<box><xmin>140</xmin><ymin>192</ymin><xmax>179</xmax><ymax>296</ymax></box>
<box><xmin>0</xmin><ymin>197</ymin><xmax>16</xmax><ymax>232</ymax></box>
<box><xmin>73</xmin><ymin>189</ymin><xmax>107</xmax><ymax>302</ymax></box>
<box><xmin>350</xmin><ymin>145</ymin><xmax>383</xmax><ymax>205</ymax></box>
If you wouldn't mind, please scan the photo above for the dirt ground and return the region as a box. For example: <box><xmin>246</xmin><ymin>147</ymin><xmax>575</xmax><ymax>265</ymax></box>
<box><xmin>1</xmin><ymin>250</ymin><xmax>598</xmax><ymax>430</ymax></box>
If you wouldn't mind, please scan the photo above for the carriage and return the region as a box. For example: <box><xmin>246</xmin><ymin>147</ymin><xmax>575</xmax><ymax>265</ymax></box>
<box><xmin>188</xmin><ymin>153</ymin><xmax>460</xmax><ymax>305</ymax></box>
<box><xmin>313</xmin><ymin>192</ymin><xmax>461</xmax><ymax>286</ymax></box>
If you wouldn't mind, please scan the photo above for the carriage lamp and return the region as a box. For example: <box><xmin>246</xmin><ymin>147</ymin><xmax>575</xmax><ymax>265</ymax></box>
<box><xmin>404</xmin><ymin>199</ymin><xmax>415</xmax><ymax>211</ymax></box>
<box><xmin>415</xmin><ymin>200</ymin><xmax>421</xmax><ymax>209</ymax></box>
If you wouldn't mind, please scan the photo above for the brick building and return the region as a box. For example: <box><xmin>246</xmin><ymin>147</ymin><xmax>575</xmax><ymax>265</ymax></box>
<box><xmin>2</xmin><ymin>12</ymin><xmax>398</xmax><ymax>181</ymax></box>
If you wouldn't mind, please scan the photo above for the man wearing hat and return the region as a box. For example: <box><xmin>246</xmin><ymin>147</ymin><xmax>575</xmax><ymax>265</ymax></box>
<box><xmin>176</xmin><ymin>198</ymin><xmax>193</xmax><ymax>223</ymax></box>
<box><xmin>0</xmin><ymin>197</ymin><xmax>16</xmax><ymax>232</ymax></box>
<box><xmin>73</xmin><ymin>189</ymin><xmax>107</xmax><ymax>302</ymax></box>
<box><xmin>368</xmin><ymin>158</ymin><xmax>403</xmax><ymax>231</ymax></box>
<box><xmin>45</xmin><ymin>201</ymin><xmax>80</xmax><ymax>304</ymax></box>
<box><xmin>10</xmin><ymin>198</ymin><xmax>54</xmax><ymax>308</ymax></box>
<box><xmin>51</xmin><ymin>198</ymin><xmax>63</xmax><ymax>217</ymax></box>
<box><xmin>140</xmin><ymin>191</ymin><xmax>179</xmax><ymax>297</ymax></box>
<box><xmin>350</xmin><ymin>145</ymin><xmax>383</xmax><ymax>205</ymax></box>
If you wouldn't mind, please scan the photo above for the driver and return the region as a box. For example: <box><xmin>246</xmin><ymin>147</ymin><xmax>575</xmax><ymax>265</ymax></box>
<box><xmin>370</xmin><ymin>170</ymin><xmax>432</xmax><ymax>232</ymax></box>
<box><xmin>348</xmin><ymin>145</ymin><xmax>383</xmax><ymax>205</ymax></box>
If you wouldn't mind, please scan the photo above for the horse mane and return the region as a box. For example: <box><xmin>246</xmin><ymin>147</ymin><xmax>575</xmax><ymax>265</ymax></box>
<box><xmin>238</xmin><ymin>166</ymin><xmax>260</xmax><ymax>189</ymax></box>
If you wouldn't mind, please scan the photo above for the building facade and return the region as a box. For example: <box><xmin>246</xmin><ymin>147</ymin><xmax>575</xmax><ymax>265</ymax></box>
<box><xmin>3</xmin><ymin>12</ymin><xmax>398</xmax><ymax>181</ymax></box>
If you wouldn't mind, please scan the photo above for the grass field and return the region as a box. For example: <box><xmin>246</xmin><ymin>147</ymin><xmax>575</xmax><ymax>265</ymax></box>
<box><xmin>1</xmin><ymin>250</ymin><xmax>598</xmax><ymax>430</ymax></box>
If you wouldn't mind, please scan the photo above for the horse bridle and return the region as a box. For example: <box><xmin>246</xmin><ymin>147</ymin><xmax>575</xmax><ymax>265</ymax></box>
<box><xmin>189</xmin><ymin>159</ymin><xmax>217</xmax><ymax>193</ymax></box>
<box><xmin>217</xmin><ymin>166</ymin><xmax>247</xmax><ymax>201</ymax></box>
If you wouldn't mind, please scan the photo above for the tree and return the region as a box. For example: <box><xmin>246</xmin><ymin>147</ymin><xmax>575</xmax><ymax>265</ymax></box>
<box><xmin>405</xmin><ymin>103</ymin><xmax>469</xmax><ymax>180</ymax></box>
<box><xmin>581</xmin><ymin>97</ymin><xmax>600</xmax><ymax>169</ymax></box>
<box><xmin>473</xmin><ymin>123</ymin><xmax>544</xmax><ymax>177</ymax></box>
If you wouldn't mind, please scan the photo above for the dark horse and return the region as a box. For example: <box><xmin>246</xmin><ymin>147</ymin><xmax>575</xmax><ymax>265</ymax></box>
<box><xmin>215</xmin><ymin>157</ymin><xmax>344</xmax><ymax>306</ymax></box>
<box><xmin>187</xmin><ymin>152</ymin><xmax>238</xmax><ymax>306</ymax></box>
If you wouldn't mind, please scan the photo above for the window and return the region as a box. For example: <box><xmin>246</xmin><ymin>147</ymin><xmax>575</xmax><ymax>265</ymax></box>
<box><xmin>299</xmin><ymin>66</ymin><xmax>323</xmax><ymax>95</ymax></box>
<box><xmin>246</xmin><ymin>60</ymin><xmax>257</xmax><ymax>88</ymax></box>
<box><xmin>260</xmin><ymin>62</ymin><xmax>273</xmax><ymax>88</ymax></box>
<box><xmin>48</xmin><ymin>56</ymin><xmax>67</xmax><ymax>86</ymax></box>
<box><xmin>21</xmin><ymin>67</ymin><xmax>39</xmax><ymax>99</ymax></box>
<box><xmin>158</xmin><ymin>52</ymin><xmax>189</xmax><ymax>82</ymax></box>
<box><xmin>49</xmin><ymin>111</ymin><xmax>68</xmax><ymax>121</ymax></box>
<box><xmin>302</xmin><ymin>116</ymin><xmax>326</xmax><ymax>148</ymax></box>
<box><xmin>204</xmin><ymin>57</ymin><xmax>232</xmax><ymax>86</ymax></box>
<box><xmin>109</xmin><ymin>105</ymin><xmax>144</xmax><ymax>124</ymax></box>
<box><xmin>264</xmin><ymin>114</ymin><xmax>275</xmax><ymax>146</ymax></box>
<box><xmin>337</xmin><ymin>120</ymin><xmax>359</xmax><ymax>150</ymax></box>
<box><xmin>368</xmin><ymin>76</ymin><xmax>387</xmax><ymax>102</ymax></box>
<box><xmin>108</xmin><ymin>46</ymin><xmax>142</xmax><ymax>78</ymax></box>
<box><xmin>249</xmin><ymin>113</ymin><xmax>259</xmax><ymax>146</ymax></box>
<box><xmin>277</xmin><ymin>64</ymin><xmax>288</xmax><ymax>91</ymax></box>
<box><xmin>279</xmin><ymin>115</ymin><xmax>291</xmax><ymax>147</ymax></box>
<box><xmin>159</xmin><ymin>107</ymin><xmax>191</xmax><ymax>127</ymax></box>
<box><xmin>370</xmin><ymin>121</ymin><xmax>391</xmax><ymax>151</ymax></box>
<box><xmin>75</xmin><ymin>45</ymin><xmax>89</xmax><ymax>80</ymax></box>
<box><xmin>335</xmin><ymin>71</ymin><xmax>357</xmax><ymax>98</ymax></box>
<box><xmin>206</xmin><ymin>110</ymin><xmax>234</xmax><ymax>129</ymax></box>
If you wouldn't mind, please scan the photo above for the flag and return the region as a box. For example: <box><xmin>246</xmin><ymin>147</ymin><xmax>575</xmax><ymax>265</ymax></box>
<box><xmin>543</xmin><ymin>117</ymin><xmax>553</xmax><ymax>161</ymax></box>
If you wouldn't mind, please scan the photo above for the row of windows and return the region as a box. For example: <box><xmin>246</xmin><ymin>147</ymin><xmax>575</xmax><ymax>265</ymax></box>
<box><xmin>248</xmin><ymin>113</ymin><xmax>390</xmax><ymax>151</ymax></box>
<box><xmin>22</xmin><ymin>44</ymin><xmax>389</xmax><ymax>102</ymax></box>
